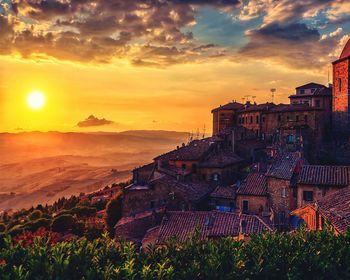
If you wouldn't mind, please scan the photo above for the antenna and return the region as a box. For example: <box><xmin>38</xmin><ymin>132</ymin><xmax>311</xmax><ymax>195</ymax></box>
<box><xmin>244</xmin><ymin>95</ymin><xmax>251</xmax><ymax>103</ymax></box>
<box><xmin>202</xmin><ymin>124</ymin><xmax>206</xmax><ymax>139</ymax></box>
<box><xmin>252</xmin><ymin>95</ymin><xmax>256</xmax><ymax>103</ymax></box>
<box><xmin>196</xmin><ymin>128</ymin><xmax>200</xmax><ymax>140</ymax></box>
<box><xmin>270</xmin><ymin>88</ymin><xmax>276</xmax><ymax>103</ymax></box>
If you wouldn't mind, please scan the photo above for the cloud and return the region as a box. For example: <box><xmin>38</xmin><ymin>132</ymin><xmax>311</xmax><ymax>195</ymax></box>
<box><xmin>0</xmin><ymin>0</ymin><xmax>243</xmax><ymax>66</ymax></box>
<box><xmin>238</xmin><ymin>23</ymin><xmax>341</xmax><ymax>69</ymax></box>
<box><xmin>77</xmin><ymin>115</ymin><xmax>114</xmax><ymax>127</ymax></box>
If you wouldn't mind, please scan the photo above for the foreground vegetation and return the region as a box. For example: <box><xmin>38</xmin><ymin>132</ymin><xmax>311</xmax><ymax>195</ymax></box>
<box><xmin>1</xmin><ymin>228</ymin><xmax>350</xmax><ymax>280</ymax></box>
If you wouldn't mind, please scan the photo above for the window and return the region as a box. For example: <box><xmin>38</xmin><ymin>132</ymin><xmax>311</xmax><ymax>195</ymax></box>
<box><xmin>287</xmin><ymin>135</ymin><xmax>295</xmax><ymax>144</ymax></box>
<box><xmin>296</xmin><ymin>115</ymin><xmax>299</xmax><ymax>122</ymax></box>
<box><xmin>286</xmin><ymin>115</ymin><xmax>290</xmax><ymax>121</ymax></box>
<box><xmin>339</xmin><ymin>78</ymin><xmax>342</xmax><ymax>92</ymax></box>
<box><xmin>192</xmin><ymin>164</ymin><xmax>197</xmax><ymax>173</ymax></box>
<box><xmin>262</xmin><ymin>116</ymin><xmax>265</xmax><ymax>123</ymax></box>
<box><xmin>300</xmin><ymin>89</ymin><xmax>305</xmax><ymax>94</ymax></box>
<box><xmin>212</xmin><ymin>173</ymin><xmax>220</xmax><ymax>182</ymax></box>
<box><xmin>304</xmin><ymin>115</ymin><xmax>308</xmax><ymax>123</ymax></box>
<box><xmin>278</xmin><ymin>115</ymin><xmax>281</xmax><ymax>121</ymax></box>
<box><xmin>182</xmin><ymin>163</ymin><xmax>186</xmax><ymax>170</ymax></box>
<box><xmin>315</xmin><ymin>100</ymin><xmax>321</xmax><ymax>108</ymax></box>
<box><xmin>150</xmin><ymin>201</ymin><xmax>156</xmax><ymax>209</ymax></box>
<box><xmin>303</xmin><ymin>191</ymin><xmax>313</xmax><ymax>202</ymax></box>
<box><xmin>256</xmin><ymin>115</ymin><xmax>259</xmax><ymax>124</ymax></box>
<box><xmin>242</xmin><ymin>200</ymin><xmax>249</xmax><ymax>213</ymax></box>
<box><xmin>250</xmin><ymin>116</ymin><xmax>253</xmax><ymax>124</ymax></box>
<box><xmin>281</xmin><ymin>187</ymin><xmax>286</xmax><ymax>198</ymax></box>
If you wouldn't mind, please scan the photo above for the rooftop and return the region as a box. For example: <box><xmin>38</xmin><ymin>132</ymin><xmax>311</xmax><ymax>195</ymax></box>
<box><xmin>200</xmin><ymin>150</ymin><xmax>244</xmax><ymax>168</ymax></box>
<box><xmin>237</xmin><ymin>172</ymin><xmax>267</xmax><ymax>196</ymax></box>
<box><xmin>318</xmin><ymin>186</ymin><xmax>350</xmax><ymax>233</ymax></box>
<box><xmin>298</xmin><ymin>165</ymin><xmax>350</xmax><ymax>186</ymax></box>
<box><xmin>266</xmin><ymin>152</ymin><xmax>303</xmax><ymax>180</ymax></box>
<box><xmin>238</xmin><ymin>102</ymin><xmax>275</xmax><ymax>113</ymax></box>
<box><xmin>211</xmin><ymin>102</ymin><xmax>243</xmax><ymax>112</ymax></box>
<box><xmin>268</xmin><ymin>103</ymin><xmax>322</xmax><ymax>113</ymax></box>
<box><xmin>295</xmin><ymin>82</ymin><xmax>326</xmax><ymax>90</ymax></box>
<box><xmin>289</xmin><ymin>86</ymin><xmax>331</xmax><ymax>99</ymax></box>
<box><xmin>340</xmin><ymin>38</ymin><xmax>350</xmax><ymax>60</ymax></box>
<box><xmin>155</xmin><ymin>211</ymin><xmax>272</xmax><ymax>243</ymax></box>
<box><xmin>210</xmin><ymin>185</ymin><xmax>236</xmax><ymax>200</ymax></box>
<box><xmin>154</xmin><ymin>137</ymin><xmax>216</xmax><ymax>161</ymax></box>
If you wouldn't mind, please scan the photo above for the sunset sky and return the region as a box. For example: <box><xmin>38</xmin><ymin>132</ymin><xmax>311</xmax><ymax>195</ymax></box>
<box><xmin>0</xmin><ymin>0</ymin><xmax>350</xmax><ymax>133</ymax></box>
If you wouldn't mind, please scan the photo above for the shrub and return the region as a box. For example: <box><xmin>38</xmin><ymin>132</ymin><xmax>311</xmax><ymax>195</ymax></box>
<box><xmin>71</xmin><ymin>222</ymin><xmax>85</xmax><ymax>237</ymax></box>
<box><xmin>29</xmin><ymin>210</ymin><xmax>42</xmax><ymax>221</ymax></box>
<box><xmin>51</xmin><ymin>214</ymin><xmax>75</xmax><ymax>233</ymax></box>
<box><xmin>71</xmin><ymin>206</ymin><xmax>96</xmax><ymax>218</ymax></box>
<box><xmin>26</xmin><ymin>218</ymin><xmax>52</xmax><ymax>232</ymax></box>
<box><xmin>7</xmin><ymin>225</ymin><xmax>25</xmax><ymax>237</ymax></box>
<box><xmin>0</xmin><ymin>223</ymin><xmax>6</xmax><ymax>233</ymax></box>
<box><xmin>105</xmin><ymin>190</ymin><xmax>123</xmax><ymax>237</ymax></box>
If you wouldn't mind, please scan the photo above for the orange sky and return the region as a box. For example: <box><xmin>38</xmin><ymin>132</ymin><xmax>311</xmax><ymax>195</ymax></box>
<box><xmin>0</xmin><ymin>55</ymin><xmax>330</xmax><ymax>133</ymax></box>
<box><xmin>0</xmin><ymin>0</ymin><xmax>349</xmax><ymax>133</ymax></box>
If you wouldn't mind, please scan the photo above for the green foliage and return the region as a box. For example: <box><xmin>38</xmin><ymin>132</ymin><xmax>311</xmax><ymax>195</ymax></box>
<box><xmin>28</xmin><ymin>210</ymin><xmax>42</xmax><ymax>221</ymax></box>
<box><xmin>72</xmin><ymin>222</ymin><xmax>85</xmax><ymax>237</ymax></box>
<box><xmin>1</xmin><ymin>228</ymin><xmax>350</xmax><ymax>279</ymax></box>
<box><xmin>51</xmin><ymin>214</ymin><xmax>75</xmax><ymax>233</ymax></box>
<box><xmin>105</xmin><ymin>191</ymin><xmax>123</xmax><ymax>237</ymax></box>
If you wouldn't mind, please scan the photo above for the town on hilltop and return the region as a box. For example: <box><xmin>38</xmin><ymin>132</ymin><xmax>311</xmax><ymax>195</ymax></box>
<box><xmin>110</xmin><ymin>37</ymin><xmax>350</xmax><ymax>245</ymax></box>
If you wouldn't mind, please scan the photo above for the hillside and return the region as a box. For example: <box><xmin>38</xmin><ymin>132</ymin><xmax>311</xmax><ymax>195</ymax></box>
<box><xmin>0</xmin><ymin>130</ymin><xmax>189</xmax><ymax>210</ymax></box>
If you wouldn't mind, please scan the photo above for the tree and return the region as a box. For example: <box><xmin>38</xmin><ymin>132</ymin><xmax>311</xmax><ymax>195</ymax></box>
<box><xmin>51</xmin><ymin>214</ymin><xmax>75</xmax><ymax>233</ymax></box>
<box><xmin>71</xmin><ymin>206</ymin><xmax>96</xmax><ymax>218</ymax></box>
<box><xmin>26</xmin><ymin>218</ymin><xmax>52</xmax><ymax>232</ymax></box>
<box><xmin>29</xmin><ymin>210</ymin><xmax>42</xmax><ymax>221</ymax></box>
<box><xmin>0</xmin><ymin>223</ymin><xmax>6</xmax><ymax>233</ymax></box>
<box><xmin>105</xmin><ymin>190</ymin><xmax>123</xmax><ymax>237</ymax></box>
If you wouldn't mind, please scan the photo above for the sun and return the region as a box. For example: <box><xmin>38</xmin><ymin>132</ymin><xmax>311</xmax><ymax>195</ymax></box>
<box><xmin>27</xmin><ymin>91</ymin><xmax>46</xmax><ymax>110</ymax></box>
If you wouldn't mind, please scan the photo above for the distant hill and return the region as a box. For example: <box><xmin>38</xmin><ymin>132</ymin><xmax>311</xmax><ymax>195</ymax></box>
<box><xmin>0</xmin><ymin>130</ymin><xmax>189</xmax><ymax>210</ymax></box>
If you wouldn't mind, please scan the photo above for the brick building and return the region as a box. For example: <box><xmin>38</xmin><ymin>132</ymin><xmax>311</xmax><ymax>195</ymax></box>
<box><xmin>333</xmin><ymin>38</ymin><xmax>350</xmax><ymax>134</ymax></box>
<box><xmin>296</xmin><ymin>165</ymin><xmax>350</xmax><ymax>208</ymax></box>
<box><xmin>292</xmin><ymin>186</ymin><xmax>350</xmax><ymax>234</ymax></box>
<box><xmin>266</xmin><ymin>152</ymin><xmax>306</xmax><ymax>227</ymax></box>
<box><xmin>212</xmin><ymin>102</ymin><xmax>243</xmax><ymax>135</ymax></box>
<box><xmin>236</xmin><ymin>172</ymin><xmax>269</xmax><ymax>216</ymax></box>
<box><xmin>209</xmin><ymin>185</ymin><xmax>236</xmax><ymax>212</ymax></box>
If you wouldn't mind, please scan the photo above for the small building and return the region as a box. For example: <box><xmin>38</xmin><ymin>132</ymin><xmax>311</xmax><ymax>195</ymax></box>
<box><xmin>266</xmin><ymin>152</ymin><xmax>305</xmax><ymax>227</ymax></box>
<box><xmin>292</xmin><ymin>186</ymin><xmax>350</xmax><ymax>234</ymax></box>
<box><xmin>212</xmin><ymin>102</ymin><xmax>243</xmax><ymax>135</ymax></box>
<box><xmin>236</xmin><ymin>172</ymin><xmax>269</xmax><ymax>216</ymax></box>
<box><xmin>296</xmin><ymin>165</ymin><xmax>350</xmax><ymax>208</ymax></box>
<box><xmin>142</xmin><ymin>211</ymin><xmax>273</xmax><ymax>246</ymax></box>
<box><xmin>209</xmin><ymin>185</ymin><xmax>236</xmax><ymax>212</ymax></box>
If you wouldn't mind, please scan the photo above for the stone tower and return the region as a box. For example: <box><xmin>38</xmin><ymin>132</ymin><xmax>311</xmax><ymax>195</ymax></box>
<box><xmin>333</xmin><ymin>38</ymin><xmax>350</xmax><ymax>134</ymax></box>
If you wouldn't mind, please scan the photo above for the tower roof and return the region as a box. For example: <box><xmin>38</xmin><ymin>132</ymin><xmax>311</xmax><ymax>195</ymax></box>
<box><xmin>340</xmin><ymin>38</ymin><xmax>350</xmax><ymax>60</ymax></box>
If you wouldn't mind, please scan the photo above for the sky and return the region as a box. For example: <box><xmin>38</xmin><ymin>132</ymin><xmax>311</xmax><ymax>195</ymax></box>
<box><xmin>0</xmin><ymin>0</ymin><xmax>350</xmax><ymax>133</ymax></box>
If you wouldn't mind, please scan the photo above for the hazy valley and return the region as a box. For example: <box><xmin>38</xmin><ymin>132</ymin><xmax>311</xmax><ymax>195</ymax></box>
<box><xmin>0</xmin><ymin>130</ymin><xmax>189</xmax><ymax>211</ymax></box>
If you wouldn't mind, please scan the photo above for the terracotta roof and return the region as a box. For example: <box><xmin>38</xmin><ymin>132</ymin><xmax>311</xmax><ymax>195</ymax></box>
<box><xmin>266</xmin><ymin>152</ymin><xmax>302</xmax><ymax>180</ymax></box>
<box><xmin>114</xmin><ymin>210</ymin><xmax>163</xmax><ymax>243</ymax></box>
<box><xmin>237</xmin><ymin>173</ymin><xmax>267</xmax><ymax>196</ymax></box>
<box><xmin>317</xmin><ymin>186</ymin><xmax>350</xmax><ymax>233</ymax></box>
<box><xmin>298</xmin><ymin>165</ymin><xmax>350</xmax><ymax>186</ymax></box>
<box><xmin>200</xmin><ymin>151</ymin><xmax>244</xmax><ymax>168</ymax></box>
<box><xmin>340</xmin><ymin>38</ymin><xmax>350</xmax><ymax>60</ymax></box>
<box><xmin>155</xmin><ymin>211</ymin><xmax>272</xmax><ymax>243</ymax></box>
<box><xmin>154</xmin><ymin>138</ymin><xmax>216</xmax><ymax>161</ymax></box>
<box><xmin>210</xmin><ymin>185</ymin><xmax>236</xmax><ymax>200</ymax></box>
<box><xmin>211</xmin><ymin>102</ymin><xmax>243</xmax><ymax>112</ymax></box>
<box><xmin>149</xmin><ymin>174</ymin><xmax>213</xmax><ymax>202</ymax></box>
<box><xmin>133</xmin><ymin>162</ymin><xmax>155</xmax><ymax>173</ymax></box>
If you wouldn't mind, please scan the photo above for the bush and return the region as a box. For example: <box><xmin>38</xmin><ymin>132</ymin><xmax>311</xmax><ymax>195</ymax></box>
<box><xmin>105</xmin><ymin>190</ymin><xmax>123</xmax><ymax>237</ymax></box>
<box><xmin>71</xmin><ymin>222</ymin><xmax>85</xmax><ymax>237</ymax></box>
<box><xmin>71</xmin><ymin>206</ymin><xmax>96</xmax><ymax>218</ymax></box>
<box><xmin>0</xmin><ymin>223</ymin><xmax>6</xmax><ymax>233</ymax></box>
<box><xmin>7</xmin><ymin>224</ymin><xmax>25</xmax><ymax>237</ymax></box>
<box><xmin>51</xmin><ymin>214</ymin><xmax>75</xmax><ymax>233</ymax></box>
<box><xmin>26</xmin><ymin>218</ymin><xmax>52</xmax><ymax>232</ymax></box>
<box><xmin>1</xmin><ymin>229</ymin><xmax>350</xmax><ymax>279</ymax></box>
<box><xmin>29</xmin><ymin>210</ymin><xmax>42</xmax><ymax>221</ymax></box>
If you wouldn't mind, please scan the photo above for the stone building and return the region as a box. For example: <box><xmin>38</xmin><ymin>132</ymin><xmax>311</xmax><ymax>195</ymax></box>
<box><xmin>236</xmin><ymin>172</ymin><xmax>269</xmax><ymax>216</ymax></box>
<box><xmin>265</xmin><ymin>152</ymin><xmax>306</xmax><ymax>227</ymax></box>
<box><xmin>212</xmin><ymin>102</ymin><xmax>243</xmax><ymax>135</ymax></box>
<box><xmin>292</xmin><ymin>186</ymin><xmax>350</xmax><ymax>234</ymax></box>
<box><xmin>296</xmin><ymin>165</ymin><xmax>350</xmax><ymax>208</ymax></box>
<box><xmin>333</xmin><ymin>38</ymin><xmax>350</xmax><ymax>134</ymax></box>
<box><xmin>209</xmin><ymin>185</ymin><xmax>236</xmax><ymax>212</ymax></box>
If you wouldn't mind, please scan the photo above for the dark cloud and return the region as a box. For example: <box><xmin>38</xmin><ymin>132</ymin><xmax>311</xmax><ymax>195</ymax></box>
<box><xmin>77</xmin><ymin>115</ymin><xmax>114</xmax><ymax>127</ymax></box>
<box><xmin>239</xmin><ymin>23</ymin><xmax>339</xmax><ymax>69</ymax></box>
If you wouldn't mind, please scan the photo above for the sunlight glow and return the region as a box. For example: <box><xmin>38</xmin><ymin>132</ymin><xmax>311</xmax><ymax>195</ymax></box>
<box><xmin>27</xmin><ymin>91</ymin><xmax>46</xmax><ymax>110</ymax></box>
